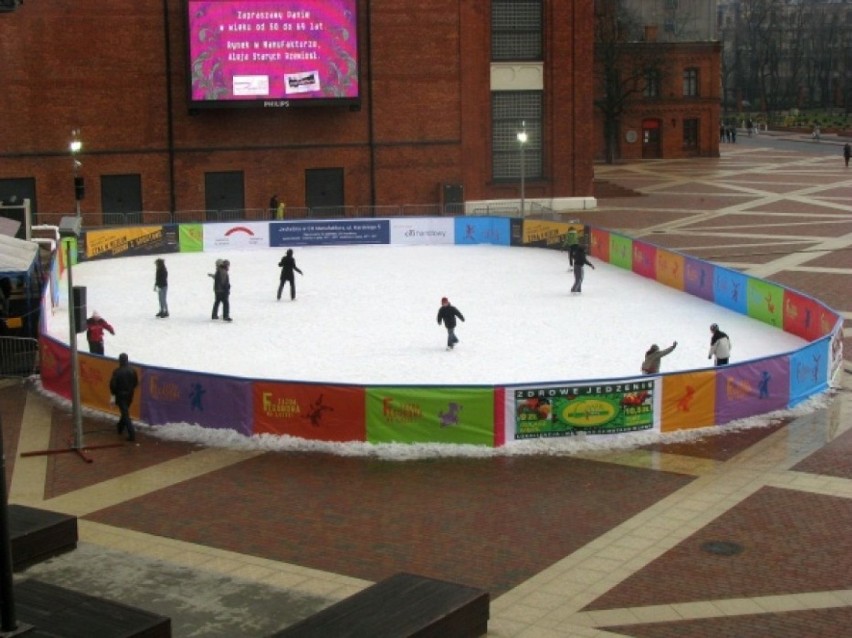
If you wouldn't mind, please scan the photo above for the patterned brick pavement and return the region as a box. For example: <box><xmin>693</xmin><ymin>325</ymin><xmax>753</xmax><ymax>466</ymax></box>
<box><xmin>4</xmin><ymin>134</ymin><xmax>852</xmax><ymax>637</ymax></box>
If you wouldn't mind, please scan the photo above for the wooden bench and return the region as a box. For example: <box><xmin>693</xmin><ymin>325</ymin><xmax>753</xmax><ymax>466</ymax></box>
<box><xmin>9</xmin><ymin>504</ymin><xmax>78</xmax><ymax>571</ymax></box>
<box><xmin>14</xmin><ymin>579</ymin><xmax>171</xmax><ymax>637</ymax></box>
<box><xmin>272</xmin><ymin>572</ymin><xmax>489</xmax><ymax>638</ymax></box>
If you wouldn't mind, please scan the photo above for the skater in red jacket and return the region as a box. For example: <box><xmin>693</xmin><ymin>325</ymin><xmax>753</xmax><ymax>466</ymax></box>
<box><xmin>86</xmin><ymin>311</ymin><xmax>115</xmax><ymax>355</ymax></box>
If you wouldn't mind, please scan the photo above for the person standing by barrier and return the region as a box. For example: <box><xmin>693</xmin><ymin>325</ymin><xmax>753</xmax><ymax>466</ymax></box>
<box><xmin>844</xmin><ymin>143</ymin><xmax>851</xmax><ymax>168</ymax></box>
<box><xmin>277</xmin><ymin>249</ymin><xmax>303</xmax><ymax>301</ymax></box>
<box><xmin>708</xmin><ymin>323</ymin><xmax>732</xmax><ymax>366</ymax></box>
<box><xmin>641</xmin><ymin>341</ymin><xmax>677</xmax><ymax>374</ymax></box>
<box><xmin>570</xmin><ymin>245</ymin><xmax>595</xmax><ymax>293</ymax></box>
<box><xmin>110</xmin><ymin>352</ymin><xmax>139</xmax><ymax>442</ymax></box>
<box><xmin>154</xmin><ymin>258</ymin><xmax>169</xmax><ymax>318</ymax></box>
<box><xmin>86</xmin><ymin>311</ymin><xmax>115</xmax><ymax>355</ymax></box>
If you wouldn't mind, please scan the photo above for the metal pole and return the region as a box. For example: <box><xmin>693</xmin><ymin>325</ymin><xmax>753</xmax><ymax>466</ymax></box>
<box><xmin>66</xmin><ymin>239</ymin><xmax>83</xmax><ymax>449</ymax></box>
<box><xmin>0</xmin><ymin>415</ymin><xmax>19</xmax><ymax>633</ymax></box>
<box><xmin>519</xmin><ymin>142</ymin><xmax>525</xmax><ymax>217</ymax></box>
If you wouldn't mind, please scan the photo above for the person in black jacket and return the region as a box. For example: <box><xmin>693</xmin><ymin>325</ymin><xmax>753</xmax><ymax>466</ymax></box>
<box><xmin>110</xmin><ymin>352</ymin><xmax>139</xmax><ymax>442</ymax></box>
<box><xmin>209</xmin><ymin>259</ymin><xmax>232</xmax><ymax>321</ymax></box>
<box><xmin>437</xmin><ymin>297</ymin><xmax>465</xmax><ymax>350</ymax></box>
<box><xmin>277</xmin><ymin>249</ymin><xmax>303</xmax><ymax>301</ymax></box>
<box><xmin>570</xmin><ymin>245</ymin><xmax>595</xmax><ymax>293</ymax></box>
<box><xmin>154</xmin><ymin>258</ymin><xmax>169</xmax><ymax>318</ymax></box>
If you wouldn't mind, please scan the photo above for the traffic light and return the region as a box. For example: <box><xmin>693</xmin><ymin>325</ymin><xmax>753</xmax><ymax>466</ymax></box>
<box><xmin>74</xmin><ymin>176</ymin><xmax>85</xmax><ymax>201</ymax></box>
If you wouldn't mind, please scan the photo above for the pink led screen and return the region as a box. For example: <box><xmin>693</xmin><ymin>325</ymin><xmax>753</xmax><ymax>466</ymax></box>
<box><xmin>186</xmin><ymin>0</ymin><xmax>359</xmax><ymax>108</ymax></box>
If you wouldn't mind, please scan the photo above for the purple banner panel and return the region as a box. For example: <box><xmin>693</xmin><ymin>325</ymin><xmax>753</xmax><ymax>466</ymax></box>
<box><xmin>684</xmin><ymin>256</ymin><xmax>715</xmax><ymax>302</ymax></box>
<box><xmin>141</xmin><ymin>367</ymin><xmax>254</xmax><ymax>435</ymax></box>
<box><xmin>714</xmin><ymin>356</ymin><xmax>790</xmax><ymax>425</ymax></box>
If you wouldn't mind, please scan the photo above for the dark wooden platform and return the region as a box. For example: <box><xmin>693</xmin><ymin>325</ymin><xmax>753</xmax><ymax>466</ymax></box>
<box><xmin>9</xmin><ymin>504</ymin><xmax>78</xmax><ymax>571</ymax></box>
<box><xmin>13</xmin><ymin>579</ymin><xmax>171</xmax><ymax>637</ymax></box>
<box><xmin>271</xmin><ymin>572</ymin><xmax>489</xmax><ymax>638</ymax></box>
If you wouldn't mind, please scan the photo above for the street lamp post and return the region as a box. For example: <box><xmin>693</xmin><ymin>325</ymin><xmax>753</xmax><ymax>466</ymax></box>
<box><xmin>70</xmin><ymin>130</ymin><xmax>82</xmax><ymax>217</ymax></box>
<box><xmin>59</xmin><ymin>216</ymin><xmax>84</xmax><ymax>451</ymax></box>
<box><xmin>517</xmin><ymin>123</ymin><xmax>528</xmax><ymax>217</ymax></box>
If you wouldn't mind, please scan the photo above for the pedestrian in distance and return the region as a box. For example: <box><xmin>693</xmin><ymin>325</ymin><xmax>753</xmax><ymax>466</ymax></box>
<box><xmin>109</xmin><ymin>352</ymin><xmax>139</xmax><ymax>442</ymax></box>
<box><xmin>209</xmin><ymin>259</ymin><xmax>232</xmax><ymax>322</ymax></box>
<box><xmin>276</xmin><ymin>199</ymin><xmax>286</xmax><ymax>220</ymax></box>
<box><xmin>277</xmin><ymin>249</ymin><xmax>303</xmax><ymax>301</ymax></box>
<box><xmin>844</xmin><ymin>143</ymin><xmax>851</xmax><ymax>168</ymax></box>
<box><xmin>708</xmin><ymin>323</ymin><xmax>732</xmax><ymax>366</ymax></box>
<box><xmin>269</xmin><ymin>194</ymin><xmax>279</xmax><ymax>219</ymax></box>
<box><xmin>85</xmin><ymin>310</ymin><xmax>115</xmax><ymax>355</ymax></box>
<box><xmin>154</xmin><ymin>258</ymin><xmax>169</xmax><ymax>318</ymax></box>
<box><xmin>641</xmin><ymin>341</ymin><xmax>677</xmax><ymax>375</ymax></box>
<box><xmin>570</xmin><ymin>245</ymin><xmax>595</xmax><ymax>293</ymax></box>
<box><xmin>437</xmin><ymin>297</ymin><xmax>465</xmax><ymax>350</ymax></box>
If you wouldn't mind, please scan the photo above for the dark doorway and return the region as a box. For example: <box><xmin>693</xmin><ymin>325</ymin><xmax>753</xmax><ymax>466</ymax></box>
<box><xmin>305</xmin><ymin>168</ymin><xmax>344</xmax><ymax>217</ymax></box>
<box><xmin>0</xmin><ymin>177</ymin><xmax>36</xmax><ymax>236</ymax></box>
<box><xmin>101</xmin><ymin>174</ymin><xmax>143</xmax><ymax>225</ymax></box>
<box><xmin>642</xmin><ymin>119</ymin><xmax>662</xmax><ymax>159</ymax></box>
<box><xmin>205</xmin><ymin>171</ymin><xmax>245</xmax><ymax>221</ymax></box>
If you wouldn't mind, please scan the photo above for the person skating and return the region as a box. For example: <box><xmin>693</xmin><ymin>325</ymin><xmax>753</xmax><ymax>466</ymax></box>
<box><xmin>109</xmin><ymin>352</ymin><xmax>139</xmax><ymax>442</ymax></box>
<box><xmin>708</xmin><ymin>323</ymin><xmax>732</xmax><ymax>366</ymax></box>
<box><xmin>209</xmin><ymin>259</ymin><xmax>232</xmax><ymax>321</ymax></box>
<box><xmin>86</xmin><ymin>311</ymin><xmax>115</xmax><ymax>355</ymax></box>
<box><xmin>641</xmin><ymin>341</ymin><xmax>677</xmax><ymax>374</ymax></box>
<box><xmin>277</xmin><ymin>249</ymin><xmax>303</xmax><ymax>301</ymax></box>
<box><xmin>154</xmin><ymin>258</ymin><xmax>169</xmax><ymax>318</ymax></box>
<box><xmin>437</xmin><ymin>297</ymin><xmax>465</xmax><ymax>350</ymax></box>
<box><xmin>570</xmin><ymin>245</ymin><xmax>595</xmax><ymax>293</ymax></box>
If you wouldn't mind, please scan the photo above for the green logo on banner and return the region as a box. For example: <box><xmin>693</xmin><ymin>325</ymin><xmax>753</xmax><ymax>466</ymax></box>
<box><xmin>179</xmin><ymin>224</ymin><xmax>204</xmax><ymax>253</ymax></box>
<box><xmin>366</xmin><ymin>387</ymin><xmax>494</xmax><ymax>445</ymax></box>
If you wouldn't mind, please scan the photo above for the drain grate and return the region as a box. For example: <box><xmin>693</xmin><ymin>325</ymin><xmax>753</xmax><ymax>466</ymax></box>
<box><xmin>701</xmin><ymin>540</ymin><xmax>743</xmax><ymax>556</ymax></box>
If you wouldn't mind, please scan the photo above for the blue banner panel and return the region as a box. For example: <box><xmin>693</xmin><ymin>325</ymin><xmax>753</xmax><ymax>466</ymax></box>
<box><xmin>713</xmin><ymin>267</ymin><xmax>748</xmax><ymax>315</ymax></box>
<box><xmin>453</xmin><ymin>216</ymin><xmax>511</xmax><ymax>245</ymax></box>
<box><xmin>141</xmin><ymin>367</ymin><xmax>254</xmax><ymax>435</ymax></box>
<box><xmin>789</xmin><ymin>340</ymin><xmax>830</xmax><ymax>407</ymax></box>
<box><xmin>270</xmin><ymin>220</ymin><xmax>390</xmax><ymax>247</ymax></box>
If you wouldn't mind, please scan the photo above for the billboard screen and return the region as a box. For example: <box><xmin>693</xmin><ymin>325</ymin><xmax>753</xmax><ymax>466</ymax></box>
<box><xmin>186</xmin><ymin>0</ymin><xmax>360</xmax><ymax>109</ymax></box>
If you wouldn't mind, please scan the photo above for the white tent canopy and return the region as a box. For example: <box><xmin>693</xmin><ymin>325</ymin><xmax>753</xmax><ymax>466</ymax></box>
<box><xmin>0</xmin><ymin>234</ymin><xmax>39</xmax><ymax>275</ymax></box>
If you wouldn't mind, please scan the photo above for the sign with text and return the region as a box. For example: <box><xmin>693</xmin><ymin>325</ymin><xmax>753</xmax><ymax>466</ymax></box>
<box><xmin>271</xmin><ymin>220</ymin><xmax>389</xmax><ymax>246</ymax></box>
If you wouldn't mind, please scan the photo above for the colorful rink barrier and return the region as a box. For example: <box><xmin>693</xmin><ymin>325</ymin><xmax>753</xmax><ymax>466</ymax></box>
<box><xmin>39</xmin><ymin>217</ymin><xmax>844</xmax><ymax>448</ymax></box>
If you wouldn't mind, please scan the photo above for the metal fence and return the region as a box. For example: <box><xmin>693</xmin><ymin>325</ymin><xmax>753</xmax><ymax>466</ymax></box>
<box><xmin>0</xmin><ymin>337</ymin><xmax>39</xmax><ymax>379</ymax></box>
<box><xmin>32</xmin><ymin>202</ymin><xmax>470</xmax><ymax>228</ymax></box>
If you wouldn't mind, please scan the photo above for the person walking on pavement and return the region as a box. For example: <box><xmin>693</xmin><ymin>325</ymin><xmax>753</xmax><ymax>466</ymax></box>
<box><xmin>277</xmin><ymin>249</ymin><xmax>303</xmax><ymax>301</ymax></box>
<box><xmin>437</xmin><ymin>297</ymin><xmax>465</xmax><ymax>350</ymax></box>
<box><xmin>708</xmin><ymin>323</ymin><xmax>732</xmax><ymax>366</ymax></box>
<box><xmin>110</xmin><ymin>352</ymin><xmax>139</xmax><ymax>442</ymax></box>
<box><xmin>844</xmin><ymin>143</ymin><xmax>851</xmax><ymax>167</ymax></box>
<box><xmin>570</xmin><ymin>245</ymin><xmax>595</xmax><ymax>293</ymax></box>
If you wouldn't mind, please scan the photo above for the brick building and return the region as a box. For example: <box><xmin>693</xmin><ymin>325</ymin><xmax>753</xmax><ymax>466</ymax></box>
<box><xmin>0</xmin><ymin>1</ymin><xmax>596</xmax><ymax>223</ymax></box>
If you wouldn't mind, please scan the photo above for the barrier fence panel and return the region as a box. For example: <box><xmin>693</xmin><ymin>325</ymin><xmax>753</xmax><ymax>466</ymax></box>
<box><xmin>0</xmin><ymin>337</ymin><xmax>39</xmax><ymax>378</ymax></box>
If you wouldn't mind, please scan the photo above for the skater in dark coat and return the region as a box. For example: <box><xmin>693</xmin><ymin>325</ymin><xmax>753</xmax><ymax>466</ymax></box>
<box><xmin>154</xmin><ymin>258</ymin><xmax>169</xmax><ymax>318</ymax></box>
<box><xmin>641</xmin><ymin>341</ymin><xmax>677</xmax><ymax>374</ymax></box>
<box><xmin>85</xmin><ymin>311</ymin><xmax>115</xmax><ymax>355</ymax></box>
<box><xmin>209</xmin><ymin>259</ymin><xmax>232</xmax><ymax>321</ymax></box>
<box><xmin>277</xmin><ymin>249</ymin><xmax>303</xmax><ymax>300</ymax></box>
<box><xmin>570</xmin><ymin>245</ymin><xmax>595</xmax><ymax>293</ymax></box>
<box><xmin>437</xmin><ymin>297</ymin><xmax>465</xmax><ymax>350</ymax></box>
<box><xmin>109</xmin><ymin>352</ymin><xmax>139</xmax><ymax>441</ymax></box>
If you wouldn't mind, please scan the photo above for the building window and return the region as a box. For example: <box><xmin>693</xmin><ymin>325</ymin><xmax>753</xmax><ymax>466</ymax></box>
<box><xmin>644</xmin><ymin>69</ymin><xmax>661</xmax><ymax>98</ymax></box>
<box><xmin>683</xmin><ymin>118</ymin><xmax>699</xmax><ymax>149</ymax></box>
<box><xmin>492</xmin><ymin>91</ymin><xmax>543</xmax><ymax>180</ymax></box>
<box><xmin>492</xmin><ymin>0</ymin><xmax>543</xmax><ymax>61</ymax></box>
<box><xmin>683</xmin><ymin>68</ymin><xmax>699</xmax><ymax>97</ymax></box>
